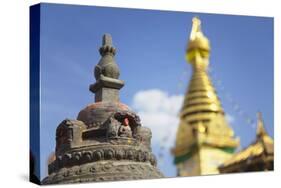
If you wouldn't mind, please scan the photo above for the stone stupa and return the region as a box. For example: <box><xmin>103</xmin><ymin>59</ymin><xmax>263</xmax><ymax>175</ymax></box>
<box><xmin>42</xmin><ymin>34</ymin><xmax>163</xmax><ymax>184</ymax></box>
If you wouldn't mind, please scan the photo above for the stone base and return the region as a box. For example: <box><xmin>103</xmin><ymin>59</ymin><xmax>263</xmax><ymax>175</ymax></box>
<box><xmin>42</xmin><ymin>161</ymin><xmax>164</xmax><ymax>184</ymax></box>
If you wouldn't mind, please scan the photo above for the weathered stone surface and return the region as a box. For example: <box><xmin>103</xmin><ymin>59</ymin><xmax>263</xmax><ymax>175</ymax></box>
<box><xmin>44</xmin><ymin>161</ymin><xmax>163</xmax><ymax>184</ymax></box>
<box><xmin>77</xmin><ymin>102</ymin><xmax>131</xmax><ymax>128</ymax></box>
<box><xmin>42</xmin><ymin>34</ymin><xmax>164</xmax><ymax>185</ymax></box>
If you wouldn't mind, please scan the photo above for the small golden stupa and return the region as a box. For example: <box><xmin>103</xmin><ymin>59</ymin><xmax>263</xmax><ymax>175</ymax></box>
<box><xmin>172</xmin><ymin>17</ymin><xmax>239</xmax><ymax>176</ymax></box>
<box><xmin>219</xmin><ymin>112</ymin><xmax>274</xmax><ymax>173</ymax></box>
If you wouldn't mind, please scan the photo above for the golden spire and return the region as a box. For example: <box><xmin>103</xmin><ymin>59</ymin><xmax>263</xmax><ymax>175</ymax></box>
<box><xmin>173</xmin><ymin>17</ymin><xmax>239</xmax><ymax>176</ymax></box>
<box><xmin>256</xmin><ymin>112</ymin><xmax>267</xmax><ymax>137</ymax></box>
<box><xmin>255</xmin><ymin>112</ymin><xmax>273</xmax><ymax>145</ymax></box>
<box><xmin>180</xmin><ymin>17</ymin><xmax>223</xmax><ymax>118</ymax></box>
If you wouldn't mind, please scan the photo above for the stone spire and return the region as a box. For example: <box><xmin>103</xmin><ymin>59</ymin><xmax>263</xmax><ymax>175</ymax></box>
<box><xmin>90</xmin><ymin>34</ymin><xmax>124</xmax><ymax>102</ymax></box>
<box><xmin>173</xmin><ymin>17</ymin><xmax>239</xmax><ymax>176</ymax></box>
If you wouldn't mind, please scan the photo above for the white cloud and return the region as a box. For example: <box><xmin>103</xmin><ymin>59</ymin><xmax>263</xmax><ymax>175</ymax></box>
<box><xmin>132</xmin><ymin>89</ymin><xmax>184</xmax><ymax>148</ymax></box>
<box><xmin>226</xmin><ymin>113</ymin><xmax>235</xmax><ymax>124</ymax></box>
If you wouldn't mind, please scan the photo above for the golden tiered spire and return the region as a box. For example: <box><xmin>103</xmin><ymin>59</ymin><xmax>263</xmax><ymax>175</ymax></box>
<box><xmin>181</xmin><ymin>17</ymin><xmax>222</xmax><ymax>117</ymax></box>
<box><xmin>173</xmin><ymin>17</ymin><xmax>239</xmax><ymax>176</ymax></box>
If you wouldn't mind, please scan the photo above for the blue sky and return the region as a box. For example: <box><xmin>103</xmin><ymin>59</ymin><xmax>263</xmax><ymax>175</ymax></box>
<box><xmin>36</xmin><ymin>3</ymin><xmax>273</xmax><ymax>180</ymax></box>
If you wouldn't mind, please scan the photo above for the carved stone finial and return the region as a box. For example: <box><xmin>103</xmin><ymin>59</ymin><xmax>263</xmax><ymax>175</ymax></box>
<box><xmin>99</xmin><ymin>33</ymin><xmax>116</xmax><ymax>56</ymax></box>
<box><xmin>90</xmin><ymin>34</ymin><xmax>124</xmax><ymax>102</ymax></box>
<box><xmin>103</xmin><ymin>34</ymin><xmax>112</xmax><ymax>46</ymax></box>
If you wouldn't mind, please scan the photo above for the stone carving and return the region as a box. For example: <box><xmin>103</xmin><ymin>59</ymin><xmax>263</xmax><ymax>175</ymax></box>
<box><xmin>105</xmin><ymin>110</ymin><xmax>141</xmax><ymax>139</ymax></box>
<box><xmin>105</xmin><ymin>116</ymin><xmax>121</xmax><ymax>138</ymax></box>
<box><xmin>116</xmin><ymin>149</ymin><xmax>125</xmax><ymax>160</ymax></box>
<box><xmin>55</xmin><ymin>119</ymin><xmax>86</xmax><ymax>154</ymax></box>
<box><xmin>118</xmin><ymin>118</ymin><xmax>132</xmax><ymax>138</ymax></box>
<box><xmin>42</xmin><ymin>34</ymin><xmax>164</xmax><ymax>185</ymax></box>
<box><xmin>48</xmin><ymin>146</ymin><xmax>159</xmax><ymax>174</ymax></box>
<box><xmin>93</xmin><ymin>150</ymin><xmax>104</xmax><ymax>161</ymax></box>
<box><xmin>45</xmin><ymin>162</ymin><xmax>163</xmax><ymax>184</ymax></box>
<box><xmin>95</xmin><ymin>34</ymin><xmax>119</xmax><ymax>80</ymax></box>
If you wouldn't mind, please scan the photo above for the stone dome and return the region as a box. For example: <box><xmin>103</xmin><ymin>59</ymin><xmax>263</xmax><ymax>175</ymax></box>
<box><xmin>77</xmin><ymin>101</ymin><xmax>131</xmax><ymax>128</ymax></box>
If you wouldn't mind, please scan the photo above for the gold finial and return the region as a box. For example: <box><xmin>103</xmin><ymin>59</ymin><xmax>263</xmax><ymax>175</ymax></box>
<box><xmin>190</xmin><ymin>17</ymin><xmax>202</xmax><ymax>41</ymax></box>
<box><xmin>257</xmin><ymin>112</ymin><xmax>267</xmax><ymax>137</ymax></box>
<box><xmin>186</xmin><ymin>17</ymin><xmax>210</xmax><ymax>67</ymax></box>
<box><xmin>187</xmin><ymin>17</ymin><xmax>210</xmax><ymax>51</ymax></box>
